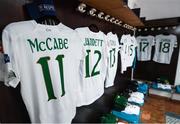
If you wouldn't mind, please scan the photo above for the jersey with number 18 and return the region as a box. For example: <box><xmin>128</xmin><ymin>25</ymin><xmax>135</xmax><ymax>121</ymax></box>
<box><xmin>153</xmin><ymin>34</ymin><xmax>177</xmax><ymax>64</ymax></box>
<box><xmin>2</xmin><ymin>20</ymin><xmax>83</xmax><ymax>123</ymax></box>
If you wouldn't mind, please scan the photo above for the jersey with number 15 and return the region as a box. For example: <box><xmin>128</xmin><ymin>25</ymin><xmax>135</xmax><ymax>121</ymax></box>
<box><xmin>75</xmin><ymin>27</ymin><xmax>108</xmax><ymax>107</ymax></box>
<box><xmin>2</xmin><ymin>20</ymin><xmax>83</xmax><ymax>123</ymax></box>
<box><xmin>153</xmin><ymin>34</ymin><xmax>177</xmax><ymax>64</ymax></box>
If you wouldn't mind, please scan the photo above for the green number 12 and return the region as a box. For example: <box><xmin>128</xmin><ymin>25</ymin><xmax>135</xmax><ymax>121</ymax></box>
<box><xmin>37</xmin><ymin>55</ymin><xmax>65</xmax><ymax>101</ymax></box>
<box><xmin>85</xmin><ymin>50</ymin><xmax>101</xmax><ymax>78</ymax></box>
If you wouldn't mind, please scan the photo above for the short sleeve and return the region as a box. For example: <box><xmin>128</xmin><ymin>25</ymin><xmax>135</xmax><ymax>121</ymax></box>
<box><xmin>2</xmin><ymin>30</ymin><xmax>20</xmax><ymax>88</ymax></box>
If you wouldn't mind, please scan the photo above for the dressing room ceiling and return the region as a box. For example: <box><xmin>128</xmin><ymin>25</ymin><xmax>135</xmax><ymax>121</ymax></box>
<box><xmin>128</xmin><ymin>0</ymin><xmax>180</xmax><ymax>20</ymax></box>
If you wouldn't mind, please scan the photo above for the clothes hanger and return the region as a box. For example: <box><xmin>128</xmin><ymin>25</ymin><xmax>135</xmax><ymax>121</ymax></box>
<box><xmin>111</xmin><ymin>29</ymin><xmax>116</xmax><ymax>34</ymax></box>
<box><xmin>35</xmin><ymin>15</ymin><xmax>60</xmax><ymax>25</ymax></box>
<box><xmin>162</xmin><ymin>32</ymin><xmax>170</xmax><ymax>36</ymax></box>
<box><xmin>123</xmin><ymin>30</ymin><xmax>128</xmax><ymax>35</ymax></box>
<box><xmin>88</xmin><ymin>24</ymin><xmax>99</xmax><ymax>33</ymax></box>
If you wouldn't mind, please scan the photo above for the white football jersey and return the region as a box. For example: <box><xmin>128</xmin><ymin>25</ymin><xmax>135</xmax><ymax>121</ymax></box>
<box><xmin>75</xmin><ymin>27</ymin><xmax>108</xmax><ymax>106</ymax></box>
<box><xmin>105</xmin><ymin>32</ymin><xmax>119</xmax><ymax>88</ymax></box>
<box><xmin>119</xmin><ymin>35</ymin><xmax>128</xmax><ymax>73</ymax></box>
<box><xmin>136</xmin><ymin>35</ymin><xmax>155</xmax><ymax>61</ymax></box>
<box><xmin>2</xmin><ymin>20</ymin><xmax>83</xmax><ymax>123</ymax></box>
<box><xmin>119</xmin><ymin>35</ymin><xmax>137</xmax><ymax>73</ymax></box>
<box><xmin>127</xmin><ymin>36</ymin><xmax>138</xmax><ymax>67</ymax></box>
<box><xmin>0</xmin><ymin>52</ymin><xmax>5</xmax><ymax>82</ymax></box>
<box><xmin>153</xmin><ymin>34</ymin><xmax>177</xmax><ymax>64</ymax></box>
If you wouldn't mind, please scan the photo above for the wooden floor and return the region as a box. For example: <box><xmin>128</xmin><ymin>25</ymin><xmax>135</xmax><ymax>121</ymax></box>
<box><xmin>141</xmin><ymin>95</ymin><xmax>180</xmax><ymax>123</ymax></box>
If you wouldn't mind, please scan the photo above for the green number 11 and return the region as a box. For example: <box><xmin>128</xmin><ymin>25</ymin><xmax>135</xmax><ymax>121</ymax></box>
<box><xmin>37</xmin><ymin>55</ymin><xmax>65</xmax><ymax>101</ymax></box>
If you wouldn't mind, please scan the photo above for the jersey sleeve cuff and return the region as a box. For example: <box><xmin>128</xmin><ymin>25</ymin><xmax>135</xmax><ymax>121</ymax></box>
<box><xmin>4</xmin><ymin>71</ymin><xmax>20</xmax><ymax>88</ymax></box>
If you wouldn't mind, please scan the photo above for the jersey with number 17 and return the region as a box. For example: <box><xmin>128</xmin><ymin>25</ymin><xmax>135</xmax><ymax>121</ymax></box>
<box><xmin>75</xmin><ymin>27</ymin><xmax>108</xmax><ymax>107</ymax></box>
<box><xmin>136</xmin><ymin>35</ymin><xmax>155</xmax><ymax>61</ymax></box>
<box><xmin>2</xmin><ymin>20</ymin><xmax>83</xmax><ymax>123</ymax></box>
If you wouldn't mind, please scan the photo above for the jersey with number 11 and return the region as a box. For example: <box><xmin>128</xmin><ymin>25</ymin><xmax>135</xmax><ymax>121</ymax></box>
<box><xmin>2</xmin><ymin>20</ymin><xmax>83</xmax><ymax>123</ymax></box>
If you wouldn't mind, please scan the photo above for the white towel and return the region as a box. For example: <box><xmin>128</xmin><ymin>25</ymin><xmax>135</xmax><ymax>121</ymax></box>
<box><xmin>157</xmin><ymin>83</ymin><xmax>171</xmax><ymax>90</ymax></box>
<box><xmin>131</xmin><ymin>92</ymin><xmax>144</xmax><ymax>99</ymax></box>
<box><xmin>128</xmin><ymin>96</ymin><xmax>144</xmax><ymax>104</ymax></box>
<box><xmin>122</xmin><ymin>104</ymin><xmax>140</xmax><ymax>115</ymax></box>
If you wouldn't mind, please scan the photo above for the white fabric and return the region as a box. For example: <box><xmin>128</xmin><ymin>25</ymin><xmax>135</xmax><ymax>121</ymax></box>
<box><xmin>157</xmin><ymin>83</ymin><xmax>172</xmax><ymax>90</ymax></box>
<box><xmin>122</xmin><ymin>104</ymin><xmax>140</xmax><ymax>115</ymax></box>
<box><xmin>137</xmin><ymin>81</ymin><xmax>143</xmax><ymax>84</ymax></box>
<box><xmin>127</xmin><ymin>36</ymin><xmax>138</xmax><ymax>67</ymax></box>
<box><xmin>2</xmin><ymin>20</ymin><xmax>83</xmax><ymax>123</ymax></box>
<box><xmin>119</xmin><ymin>35</ymin><xmax>127</xmax><ymax>73</ymax></box>
<box><xmin>118</xmin><ymin>122</ymin><xmax>126</xmax><ymax>124</ymax></box>
<box><xmin>153</xmin><ymin>34</ymin><xmax>177</xmax><ymax>64</ymax></box>
<box><xmin>128</xmin><ymin>96</ymin><xmax>144</xmax><ymax>104</ymax></box>
<box><xmin>119</xmin><ymin>35</ymin><xmax>137</xmax><ymax>73</ymax></box>
<box><xmin>105</xmin><ymin>32</ymin><xmax>120</xmax><ymax>88</ymax></box>
<box><xmin>136</xmin><ymin>35</ymin><xmax>155</xmax><ymax>61</ymax></box>
<box><xmin>0</xmin><ymin>52</ymin><xmax>5</xmax><ymax>82</ymax></box>
<box><xmin>131</xmin><ymin>92</ymin><xmax>144</xmax><ymax>99</ymax></box>
<box><xmin>75</xmin><ymin>27</ymin><xmax>108</xmax><ymax>107</ymax></box>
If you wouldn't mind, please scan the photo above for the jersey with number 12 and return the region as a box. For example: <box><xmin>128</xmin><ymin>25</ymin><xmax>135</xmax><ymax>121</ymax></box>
<box><xmin>75</xmin><ymin>27</ymin><xmax>108</xmax><ymax>106</ymax></box>
<box><xmin>153</xmin><ymin>34</ymin><xmax>177</xmax><ymax>64</ymax></box>
<box><xmin>2</xmin><ymin>20</ymin><xmax>83</xmax><ymax>123</ymax></box>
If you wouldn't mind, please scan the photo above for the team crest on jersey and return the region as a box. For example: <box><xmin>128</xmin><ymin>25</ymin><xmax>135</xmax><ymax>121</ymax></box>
<box><xmin>4</xmin><ymin>54</ymin><xmax>10</xmax><ymax>63</ymax></box>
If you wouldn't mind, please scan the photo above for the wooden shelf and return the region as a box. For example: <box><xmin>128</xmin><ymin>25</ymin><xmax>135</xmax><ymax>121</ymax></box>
<box><xmin>80</xmin><ymin>0</ymin><xmax>144</xmax><ymax>27</ymax></box>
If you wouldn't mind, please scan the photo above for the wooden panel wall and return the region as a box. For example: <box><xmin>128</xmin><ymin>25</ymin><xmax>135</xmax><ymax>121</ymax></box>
<box><xmin>135</xmin><ymin>21</ymin><xmax>180</xmax><ymax>84</ymax></box>
<box><xmin>0</xmin><ymin>0</ymin><xmax>132</xmax><ymax>122</ymax></box>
